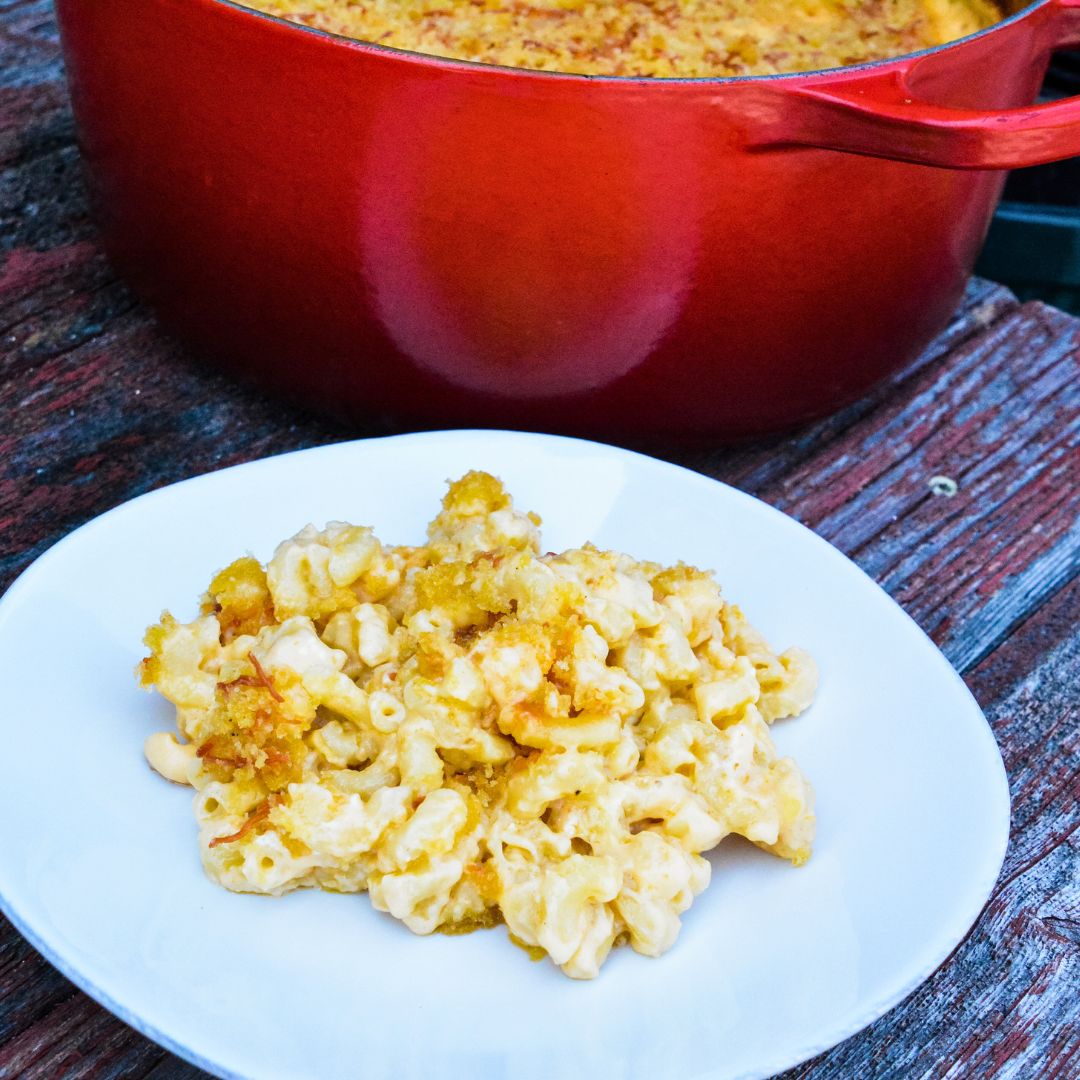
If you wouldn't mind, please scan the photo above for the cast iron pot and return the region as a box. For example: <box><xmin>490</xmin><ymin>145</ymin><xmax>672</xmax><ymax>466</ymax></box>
<box><xmin>55</xmin><ymin>0</ymin><xmax>1080</xmax><ymax>438</ymax></box>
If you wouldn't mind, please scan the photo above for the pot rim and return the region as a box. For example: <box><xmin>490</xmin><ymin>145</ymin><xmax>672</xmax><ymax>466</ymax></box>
<box><xmin>206</xmin><ymin>0</ymin><xmax>1050</xmax><ymax>85</ymax></box>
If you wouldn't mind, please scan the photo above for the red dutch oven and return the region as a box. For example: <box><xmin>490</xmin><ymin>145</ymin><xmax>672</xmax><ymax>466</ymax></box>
<box><xmin>55</xmin><ymin>0</ymin><xmax>1080</xmax><ymax>437</ymax></box>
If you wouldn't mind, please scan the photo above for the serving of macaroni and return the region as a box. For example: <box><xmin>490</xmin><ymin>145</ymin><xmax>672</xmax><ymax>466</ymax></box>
<box><xmin>140</xmin><ymin>472</ymin><xmax>816</xmax><ymax>977</ymax></box>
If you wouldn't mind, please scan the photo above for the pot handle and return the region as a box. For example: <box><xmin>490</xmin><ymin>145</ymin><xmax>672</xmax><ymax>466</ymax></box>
<box><xmin>764</xmin><ymin>0</ymin><xmax>1080</xmax><ymax>170</ymax></box>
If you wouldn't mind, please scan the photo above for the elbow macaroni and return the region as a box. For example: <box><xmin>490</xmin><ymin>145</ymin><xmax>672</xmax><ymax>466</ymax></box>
<box><xmin>138</xmin><ymin>471</ymin><xmax>817</xmax><ymax>978</ymax></box>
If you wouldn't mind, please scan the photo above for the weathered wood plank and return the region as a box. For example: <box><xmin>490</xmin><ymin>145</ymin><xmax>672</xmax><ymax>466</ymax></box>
<box><xmin>749</xmin><ymin>301</ymin><xmax>1080</xmax><ymax>673</ymax></box>
<box><xmin>0</xmin><ymin>988</ymin><xmax>166</xmax><ymax>1080</ymax></box>
<box><xmin>778</xmin><ymin>576</ymin><xmax>1080</xmax><ymax>1080</ymax></box>
<box><xmin>0</xmin><ymin>923</ymin><xmax>75</xmax><ymax>1050</ymax></box>
<box><xmin>143</xmin><ymin>1060</ymin><xmax>208</xmax><ymax>1080</ymax></box>
<box><xmin>0</xmin><ymin>2</ymin><xmax>68</xmax><ymax>181</ymax></box>
<box><xmin>0</xmin><ymin>310</ymin><xmax>347</xmax><ymax>590</ymax></box>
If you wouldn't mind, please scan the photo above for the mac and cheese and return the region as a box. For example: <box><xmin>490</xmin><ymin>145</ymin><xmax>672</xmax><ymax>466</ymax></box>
<box><xmin>140</xmin><ymin>472</ymin><xmax>816</xmax><ymax>977</ymax></box>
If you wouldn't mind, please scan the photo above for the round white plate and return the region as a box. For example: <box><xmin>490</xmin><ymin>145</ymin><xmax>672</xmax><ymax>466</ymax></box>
<box><xmin>0</xmin><ymin>430</ymin><xmax>1009</xmax><ymax>1080</ymax></box>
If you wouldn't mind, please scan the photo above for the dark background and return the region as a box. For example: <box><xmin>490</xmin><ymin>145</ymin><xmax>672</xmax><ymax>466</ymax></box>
<box><xmin>977</xmin><ymin>51</ymin><xmax>1080</xmax><ymax>312</ymax></box>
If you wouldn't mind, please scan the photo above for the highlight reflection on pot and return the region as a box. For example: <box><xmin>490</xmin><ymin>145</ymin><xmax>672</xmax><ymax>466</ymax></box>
<box><xmin>360</xmin><ymin>89</ymin><xmax>698</xmax><ymax>398</ymax></box>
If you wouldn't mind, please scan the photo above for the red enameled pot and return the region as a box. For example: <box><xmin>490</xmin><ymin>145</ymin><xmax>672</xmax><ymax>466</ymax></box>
<box><xmin>55</xmin><ymin>0</ymin><xmax>1080</xmax><ymax>438</ymax></box>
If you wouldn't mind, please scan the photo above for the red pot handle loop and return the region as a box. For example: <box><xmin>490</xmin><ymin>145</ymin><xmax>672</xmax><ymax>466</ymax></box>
<box><xmin>771</xmin><ymin>0</ymin><xmax>1080</xmax><ymax>170</ymax></box>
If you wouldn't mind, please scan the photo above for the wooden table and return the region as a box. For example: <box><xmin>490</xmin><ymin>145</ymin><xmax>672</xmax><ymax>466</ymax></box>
<box><xmin>2</xmin><ymin>3</ymin><xmax>1079</xmax><ymax>1078</ymax></box>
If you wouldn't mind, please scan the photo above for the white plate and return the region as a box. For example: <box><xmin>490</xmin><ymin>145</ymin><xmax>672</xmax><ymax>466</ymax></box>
<box><xmin>0</xmin><ymin>430</ymin><xmax>1009</xmax><ymax>1080</ymax></box>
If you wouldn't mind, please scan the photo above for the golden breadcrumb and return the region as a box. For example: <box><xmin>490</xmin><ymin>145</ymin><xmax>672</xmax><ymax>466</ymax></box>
<box><xmin>140</xmin><ymin>471</ymin><xmax>818</xmax><ymax>978</ymax></box>
<box><xmin>241</xmin><ymin>0</ymin><xmax>1002</xmax><ymax>78</ymax></box>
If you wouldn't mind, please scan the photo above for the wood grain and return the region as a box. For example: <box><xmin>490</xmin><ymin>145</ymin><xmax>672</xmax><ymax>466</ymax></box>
<box><xmin>753</xmin><ymin>301</ymin><xmax>1080</xmax><ymax>672</ymax></box>
<box><xmin>779</xmin><ymin>577</ymin><xmax>1080</xmax><ymax>1080</ymax></box>
<box><xmin>1</xmin><ymin>2</ymin><xmax>1078</xmax><ymax>1078</ymax></box>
